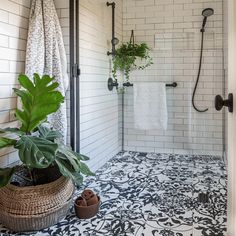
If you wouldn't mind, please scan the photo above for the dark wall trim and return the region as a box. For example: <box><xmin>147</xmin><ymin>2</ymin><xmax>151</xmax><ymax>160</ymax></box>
<box><xmin>69</xmin><ymin>0</ymin><xmax>80</xmax><ymax>152</ymax></box>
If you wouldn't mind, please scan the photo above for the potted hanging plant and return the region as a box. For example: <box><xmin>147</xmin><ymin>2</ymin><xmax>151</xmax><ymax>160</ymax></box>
<box><xmin>0</xmin><ymin>73</ymin><xmax>94</xmax><ymax>232</ymax></box>
<box><xmin>112</xmin><ymin>30</ymin><xmax>153</xmax><ymax>81</ymax></box>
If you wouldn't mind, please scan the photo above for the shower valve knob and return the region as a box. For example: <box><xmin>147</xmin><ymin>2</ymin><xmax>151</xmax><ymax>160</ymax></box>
<box><xmin>107</xmin><ymin>77</ymin><xmax>118</xmax><ymax>91</ymax></box>
<box><xmin>215</xmin><ymin>93</ymin><xmax>233</xmax><ymax>113</ymax></box>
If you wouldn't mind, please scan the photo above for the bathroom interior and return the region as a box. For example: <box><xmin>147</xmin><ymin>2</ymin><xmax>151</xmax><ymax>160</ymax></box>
<box><xmin>0</xmin><ymin>0</ymin><xmax>231</xmax><ymax>235</ymax></box>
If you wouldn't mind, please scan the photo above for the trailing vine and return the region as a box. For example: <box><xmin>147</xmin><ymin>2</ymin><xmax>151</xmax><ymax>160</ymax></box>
<box><xmin>112</xmin><ymin>42</ymin><xmax>153</xmax><ymax>81</ymax></box>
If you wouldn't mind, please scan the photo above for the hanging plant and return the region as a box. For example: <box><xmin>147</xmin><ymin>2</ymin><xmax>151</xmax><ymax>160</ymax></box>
<box><xmin>112</xmin><ymin>30</ymin><xmax>153</xmax><ymax>81</ymax></box>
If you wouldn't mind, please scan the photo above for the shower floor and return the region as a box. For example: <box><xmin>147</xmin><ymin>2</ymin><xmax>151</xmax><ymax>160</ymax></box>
<box><xmin>0</xmin><ymin>152</ymin><xmax>227</xmax><ymax>236</ymax></box>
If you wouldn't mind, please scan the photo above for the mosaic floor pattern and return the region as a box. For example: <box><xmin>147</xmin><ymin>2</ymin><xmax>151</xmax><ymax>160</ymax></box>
<box><xmin>0</xmin><ymin>152</ymin><xmax>227</xmax><ymax>236</ymax></box>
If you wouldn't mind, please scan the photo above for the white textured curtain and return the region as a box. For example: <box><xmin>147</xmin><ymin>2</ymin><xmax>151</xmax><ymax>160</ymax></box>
<box><xmin>25</xmin><ymin>0</ymin><xmax>69</xmax><ymax>143</ymax></box>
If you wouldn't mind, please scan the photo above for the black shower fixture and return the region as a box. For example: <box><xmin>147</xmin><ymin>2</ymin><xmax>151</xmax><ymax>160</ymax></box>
<box><xmin>192</xmin><ymin>8</ymin><xmax>214</xmax><ymax>113</ymax></box>
<box><xmin>111</xmin><ymin>37</ymin><xmax>119</xmax><ymax>46</ymax></box>
<box><xmin>201</xmin><ymin>8</ymin><xmax>214</xmax><ymax>32</ymax></box>
<box><xmin>107</xmin><ymin>2</ymin><xmax>119</xmax><ymax>56</ymax></box>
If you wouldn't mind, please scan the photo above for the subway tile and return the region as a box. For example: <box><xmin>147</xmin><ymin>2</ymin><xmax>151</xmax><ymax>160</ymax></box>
<box><xmin>0</xmin><ymin>35</ymin><xmax>9</xmax><ymax>47</ymax></box>
<box><xmin>9</xmin><ymin>13</ymin><xmax>28</xmax><ymax>29</ymax></box>
<box><xmin>0</xmin><ymin>21</ymin><xmax>19</xmax><ymax>37</ymax></box>
<box><xmin>0</xmin><ymin>9</ymin><xmax>9</xmax><ymax>23</ymax></box>
<box><xmin>0</xmin><ymin>0</ymin><xmax>20</xmax><ymax>14</ymax></box>
<box><xmin>0</xmin><ymin>111</ymin><xmax>10</xmax><ymax>123</ymax></box>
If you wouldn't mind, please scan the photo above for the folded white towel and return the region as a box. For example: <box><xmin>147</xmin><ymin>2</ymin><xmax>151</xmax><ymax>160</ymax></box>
<box><xmin>133</xmin><ymin>82</ymin><xmax>168</xmax><ymax>130</ymax></box>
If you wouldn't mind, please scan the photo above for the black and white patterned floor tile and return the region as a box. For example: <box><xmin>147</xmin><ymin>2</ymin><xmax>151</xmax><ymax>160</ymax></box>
<box><xmin>0</xmin><ymin>152</ymin><xmax>227</xmax><ymax>236</ymax></box>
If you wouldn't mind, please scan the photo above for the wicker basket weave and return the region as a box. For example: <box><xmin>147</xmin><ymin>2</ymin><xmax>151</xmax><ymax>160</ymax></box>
<box><xmin>0</xmin><ymin>176</ymin><xmax>74</xmax><ymax>232</ymax></box>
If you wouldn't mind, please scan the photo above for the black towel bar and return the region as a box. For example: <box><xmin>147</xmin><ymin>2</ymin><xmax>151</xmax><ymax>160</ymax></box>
<box><xmin>123</xmin><ymin>82</ymin><xmax>177</xmax><ymax>88</ymax></box>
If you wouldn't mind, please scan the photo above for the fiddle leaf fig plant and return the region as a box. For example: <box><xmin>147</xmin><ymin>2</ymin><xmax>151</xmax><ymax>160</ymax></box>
<box><xmin>112</xmin><ymin>42</ymin><xmax>153</xmax><ymax>80</ymax></box>
<box><xmin>0</xmin><ymin>73</ymin><xmax>94</xmax><ymax>188</ymax></box>
<box><xmin>14</xmin><ymin>74</ymin><xmax>64</xmax><ymax>133</ymax></box>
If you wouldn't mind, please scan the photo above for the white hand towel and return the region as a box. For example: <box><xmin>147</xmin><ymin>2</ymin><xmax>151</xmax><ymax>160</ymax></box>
<box><xmin>133</xmin><ymin>82</ymin><xmax>168</xmax><ymax>130</ymax></box>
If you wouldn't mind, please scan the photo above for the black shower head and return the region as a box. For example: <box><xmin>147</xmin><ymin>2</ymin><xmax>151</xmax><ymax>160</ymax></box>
<box><xmin>201</xmin><ymin>8</ymin><xmax>214</xmax><ymax>31</ymax></box>
<box><xmin>202</xmin><ymin>8</ymin><xmax>214</xmax><ymax>17</ymax></box>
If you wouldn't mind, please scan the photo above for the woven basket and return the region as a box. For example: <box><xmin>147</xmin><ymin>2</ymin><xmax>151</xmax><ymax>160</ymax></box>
<box><xmin>0</xmin><ymin>176</ymin><xmax>74</xmax><ymax>232</ymax></box>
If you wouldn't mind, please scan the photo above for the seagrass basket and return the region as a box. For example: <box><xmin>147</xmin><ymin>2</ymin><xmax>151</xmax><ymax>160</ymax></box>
<box><xmin>0</xmin><ymin>176</ymin><xmax>74</xmax><ymax>232</ymax></box>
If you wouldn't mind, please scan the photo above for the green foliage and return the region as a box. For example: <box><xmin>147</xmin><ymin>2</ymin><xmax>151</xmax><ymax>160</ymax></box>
<box><xmin>0</xmin><ymin>167</ymin><xmax>15</xmax><ymax>187</ymax></box>
<box><xmin>0</xmin><ymin>137</ymin><xmax>17</xmax><ymax>148</ymax></box>
<box><xmin>14</xmin><ymin>74</ymin><xmax>64</xmax><ymax>133</ymax></box>
<box><xmin>15</xmin><ymin>135</ymin><xmax>58</xmax><ymax>169</ymax></box>
<box><xmin>55</xmin><ymin>145</ymin><xmax>94</xmax><ymax>185</ymax></box>
<box><xmin>55</xmin><ymin>157</ymin><xmax>84</xmax><ymax>185</ymax></box>
<box><xmin>38</xmin><ymin>125</ymin><xmax>61</xmax><ymax>142</ymax></box>
<box><xmin>0</xmin><ymin>74</ymin><xmax>93</xmax><ymax>188</ymax></box>
<box><xmin>112</xmin><ymin>42</ymin><xmax>153</xmax><ymax>80</ymax></box>
<box><xmin>0</xmin><ymin>128</ymin><xmax>24</xmax><ymax>136</ymax></box>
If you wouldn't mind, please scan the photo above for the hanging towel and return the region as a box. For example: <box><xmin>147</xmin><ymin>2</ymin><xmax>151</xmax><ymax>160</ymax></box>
<box><xmin>133</xmin><ymin>82</ymin><xmax>168</xmax><ymax>130</ymax></box>
<box><xmin>25</xmin><ymin>0</ymin><xmax>69</xmax><ymax>143</ymax></box>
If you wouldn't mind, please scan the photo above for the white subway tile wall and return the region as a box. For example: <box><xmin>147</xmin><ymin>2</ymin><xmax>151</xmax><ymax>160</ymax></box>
<box><xmin>123</xmin><ymin>0</ymin><xmax>224</xmax><ymax>155</ymax></box>
<box><xmin>0</xmin><ymin>0</ymin><xmax>70</xmax><ymax>167</ymax></box>
<box><xmin>0</xmin><ymin>0</ymin><xmax>31</xmax><ymax>166</ymax></box>
<box><xmin>79</xmin><ymin>0</ymin><xmax>123</xmax><ymax>171</ymax></box>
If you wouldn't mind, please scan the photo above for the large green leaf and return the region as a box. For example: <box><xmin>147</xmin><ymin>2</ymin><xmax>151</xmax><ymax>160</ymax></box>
<box><xmin>0</xmin><ymin>137</ymin><xmax>17</xmax><ymax>148</ymax></box>
<box><xmin>57</xmin><ymin>148</ymin><xmax>80</xmax><ymax>172</ymax></box>
<box><xmin>58</xmin><ymin>145</ymin><xmax>90</xmax><ymax>161</ymax></box>
<box><xmin>0</xmin><ymin>128</ymin><xmax>24</xmax><ymax>136</ymax></box>
<box><xmin>55</xmin><ymin>145</ymin><xmax>94</xmax><ymax>185</ymax></box>
<box><xmin>57</xmin><ymin>145</ymin><xmax>94</xmax><ymax>175</ymax></box>
<box><xmin>0</xmin><ymin>167</ymin><xmax>15</xmax><ymax>187</ymax></box>
<box><xmin>38</xmin><ymin>125</ymin><xmax>61</xmax><ymax>141</ymax></box>
<box><xmin>14</xmin><ymin>74</ymin><xmax>64</xmax><ymax>133</ymax></box>
<box><xmin>79</xmin><ymin>162</ymin><xmax>94</xmax><ymax>176</ymax></box>
<box><xmin>55</xmin><ymin>158</ymin><xmax>84</xmax><ymax>185</ymax></box>
<box><xmin>76</xmin><ymin>153</ymin><xmax>90</xmax><ymax>161</ymax></box>
<box><xmin>15</xmin><ymin>135</ymin><xmax>58</xmax><ymax>168</ymax></box>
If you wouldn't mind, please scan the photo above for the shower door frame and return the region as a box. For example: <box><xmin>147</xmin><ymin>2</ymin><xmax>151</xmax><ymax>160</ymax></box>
<box><xmin>69</xmin><ymin>0</ymin><xmax>80</xmax><ymax>152</ymax></box>
<box><xmin>227</xmin><ymin>0</ymin><xmax>236</xmax><ymax>233</ymax></box>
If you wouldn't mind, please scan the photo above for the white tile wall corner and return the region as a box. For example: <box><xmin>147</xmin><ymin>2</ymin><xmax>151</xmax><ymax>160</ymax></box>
<box><xmin>123</xmin><ymin>0</ymin><xmax>224</xmax><ymax>156</ymax></box>
<box><xmin>0</xmin><ymin>0</ymin><xmax>31</xmax><ymax>167</ymax></box>
<box><xmin>79</xmin><ymin>0</ymin><xmax>123</xmax><ymax>171</ymax></box>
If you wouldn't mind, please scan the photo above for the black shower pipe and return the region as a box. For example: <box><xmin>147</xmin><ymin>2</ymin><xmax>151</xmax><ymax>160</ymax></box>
<box><xmin>107</xmin><ymin>2</ymin><xmax>117</xmax><ymax>56</ymax></box>
<box><xmin>69</xmin><ymin>0</ymin><xmax>80</xmax><ymax>152</ymax></box>
<box><xmin>191</xmin><ymin>29</ymin><xmax>209</xmax><ymax>113</ymax></box>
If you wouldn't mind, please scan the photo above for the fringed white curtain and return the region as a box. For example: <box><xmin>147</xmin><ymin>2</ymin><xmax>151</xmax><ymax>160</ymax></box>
<box><xmin>25</xmin><ymin>0</ymin><xmax>69</xmax><ymax>143</ymax></box>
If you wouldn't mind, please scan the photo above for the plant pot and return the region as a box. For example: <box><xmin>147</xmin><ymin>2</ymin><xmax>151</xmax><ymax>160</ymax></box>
<box><xmin>74</xmin><ymin>195</ymin><xmax>101</xmax><ymax>219</ymax></box>
<box><xmin>32</xmin><ymin>165</ymin><xmax>62</xmax><ymax>185</ymax></box>
<box><xmin>0</xmin><ymin>176</ymin><xmax>74</xmax><ymax>232</ymax></box>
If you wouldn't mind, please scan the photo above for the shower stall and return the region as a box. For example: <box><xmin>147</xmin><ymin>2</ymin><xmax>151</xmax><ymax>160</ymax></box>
<box><xmin>122</xmin><ymin>2</ymin><xmax>226</xmax><ymax>158</ymax></box>
<box><xmin>75</xmin><ymin>0</ymin><xmax>228</xmax><ymax>168</ymax></box>
<box><xmin>77</xmin><ymin>0</ymin><xmax>227</xmax><ymax>235</ymax></box>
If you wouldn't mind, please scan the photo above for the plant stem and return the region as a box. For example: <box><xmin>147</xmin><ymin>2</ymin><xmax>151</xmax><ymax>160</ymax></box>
<box><xmin>28</xmin><ymin>167</ymin><xmax>36</xmax><ymax>186</ymax></box>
